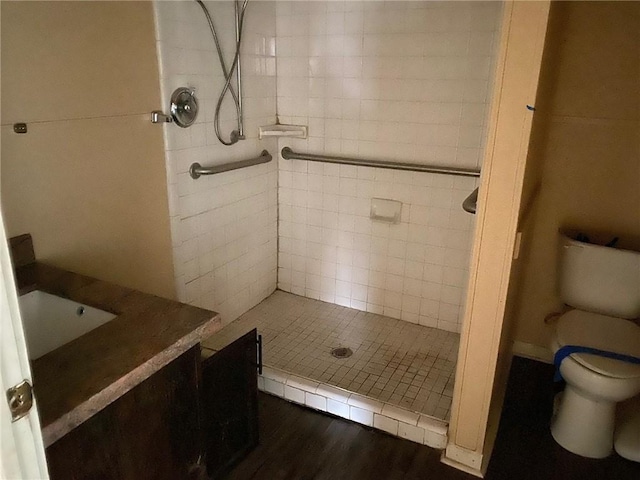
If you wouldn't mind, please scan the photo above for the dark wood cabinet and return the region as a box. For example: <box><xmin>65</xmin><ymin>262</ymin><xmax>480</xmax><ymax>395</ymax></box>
<box><xmin>201</xmin><ymin>329</ymin><xmax>260</xmax><ymax>479</ymax></box>
<box><xmin>46</xmin><ymin>347</ymin><xmax>202</xmax><ymax>480</ymax></box>
<box><xmin>45</xmin><ymin>330</ymin><xmax>260</xmax><ymax>480</ymax></box>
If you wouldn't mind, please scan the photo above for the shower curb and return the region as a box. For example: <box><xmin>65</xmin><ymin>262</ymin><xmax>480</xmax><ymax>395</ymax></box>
<box><xmin>258</xmin><ymin>365</ymin><xmax>448</xmax><ymax>449</ymax></box>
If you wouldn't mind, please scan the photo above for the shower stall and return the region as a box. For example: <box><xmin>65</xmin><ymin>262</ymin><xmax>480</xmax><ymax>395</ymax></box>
<box><xmin>153</xmin><ymin>0</ymin><xmax>503</xmax><ymax>446</ymax></box>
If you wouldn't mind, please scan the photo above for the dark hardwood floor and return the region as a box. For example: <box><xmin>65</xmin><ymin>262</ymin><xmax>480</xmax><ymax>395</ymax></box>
<box><xmin>226</xmin><ymin>358</ymin><xmax>640</xmax><ymax>480</ymax></box>
<box><xmin>485</xmin><ymin>357</ymin><xmax>639</xmax><ymax>480</ymax></box>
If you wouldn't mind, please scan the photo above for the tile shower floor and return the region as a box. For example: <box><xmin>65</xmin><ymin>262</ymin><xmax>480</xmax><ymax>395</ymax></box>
<box><xmin>204</xmin><ymin>290</ymin><xmax>459</xmax><ymax>421</ymax></box>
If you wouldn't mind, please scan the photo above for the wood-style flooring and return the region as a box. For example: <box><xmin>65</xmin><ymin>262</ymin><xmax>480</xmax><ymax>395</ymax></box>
<box><xmin>227</xmin><ymin>357</ymin><xmax>640</xmax><ymax>480</ymax></box>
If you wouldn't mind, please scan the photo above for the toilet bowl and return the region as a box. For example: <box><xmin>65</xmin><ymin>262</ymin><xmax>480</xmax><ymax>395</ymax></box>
<box><xmin>551</xmin><ymin>311</ymin><xmax>640</xmax><ymax>458</ymax></box>
<box><xmin>550</xmin><ymin>233</ymin><xmax>640</xmax><ymax>458</ymax></box>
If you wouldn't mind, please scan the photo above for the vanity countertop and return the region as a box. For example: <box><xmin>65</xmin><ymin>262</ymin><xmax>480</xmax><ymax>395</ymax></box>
<box><xmin>15</xmin><ymin>261</ymin><xmax>221</xmax><ymax>447</ymax></box>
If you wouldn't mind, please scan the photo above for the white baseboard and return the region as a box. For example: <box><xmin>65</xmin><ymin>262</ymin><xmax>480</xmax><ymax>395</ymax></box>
<box><xmin>441</xmin><ymin>444</ymin><xmax>485</xmax><ymax>477</ymax></box>
<box><xmin>512</xmin><ymin>341</ymin><xmax>553</xmax><ymax>364</ymax></box>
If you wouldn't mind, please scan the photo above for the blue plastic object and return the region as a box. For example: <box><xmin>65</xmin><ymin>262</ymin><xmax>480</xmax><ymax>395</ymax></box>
<box><xmin>553</xmin><ymin>345</ymin><xmax>640</xmax><ymax>382</ymax></box>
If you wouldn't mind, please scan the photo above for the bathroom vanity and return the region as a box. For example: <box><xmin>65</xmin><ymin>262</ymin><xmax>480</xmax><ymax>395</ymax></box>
<box><xmin>45</xmin><ymin>346</ymin><xmax>203</xmax><ymax>479</ymax></box>
<box><xmin>10</xmin><ymin>234</ymin><xmax>260</xmax><ymax>479</ymax></box>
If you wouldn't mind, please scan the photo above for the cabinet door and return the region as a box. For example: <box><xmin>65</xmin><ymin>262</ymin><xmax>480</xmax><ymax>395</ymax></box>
<box><xmin>201</xmin><ymin>328</ymin><xmax>259</xmax><ymax>479</ymax></box>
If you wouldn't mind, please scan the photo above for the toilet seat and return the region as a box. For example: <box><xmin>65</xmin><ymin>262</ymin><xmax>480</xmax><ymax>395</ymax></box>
<box><xmin>556</xmin><ymin>310</ymin><xmax>640</xmax><ymax>379</ymax></box>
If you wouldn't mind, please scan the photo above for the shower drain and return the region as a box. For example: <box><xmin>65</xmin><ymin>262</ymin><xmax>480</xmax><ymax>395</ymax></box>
<box><xmin>331</xmin><ymin>347</ymin><xmax>353</xmax><ymax>359</ymax></box>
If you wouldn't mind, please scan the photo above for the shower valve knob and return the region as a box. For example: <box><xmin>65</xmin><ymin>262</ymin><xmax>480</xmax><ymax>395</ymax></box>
<box><xmin>169</xmin><ymin>87</ymin><xmax>199</xmax><ymax>128</ymax></box>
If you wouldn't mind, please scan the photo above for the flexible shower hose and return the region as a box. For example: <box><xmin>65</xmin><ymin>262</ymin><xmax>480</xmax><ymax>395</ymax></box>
<box><xmin>195</xmin><ymin>0</ymin><xmax>249</xmax><ymax>146</ymax></box>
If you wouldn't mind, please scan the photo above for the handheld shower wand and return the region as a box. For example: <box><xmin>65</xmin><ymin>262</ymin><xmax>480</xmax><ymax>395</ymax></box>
<box><xmin>195</xmin><ymin>0</ymin><xmax>249</xmax><ymax>146</ymax></box>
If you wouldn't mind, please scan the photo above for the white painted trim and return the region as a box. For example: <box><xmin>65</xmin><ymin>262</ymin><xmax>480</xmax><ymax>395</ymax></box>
<box><xmin>0</xmin><ymin>214</ymin><xmax>49</xmax><ymax>479</ymax></box>
<box><xmin>513</xmin><ymin>341</ymin><xmax>553</xmax><ymax>364</ymax></box>
<box><xmin>441</xmin><ymin>444</ymin><xmax>485</xmax><ymax>478</ymax></box>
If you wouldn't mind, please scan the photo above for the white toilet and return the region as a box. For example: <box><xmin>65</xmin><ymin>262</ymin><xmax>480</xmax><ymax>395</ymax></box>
<box><xmin>550</xmin><ymin>233</ymin><xmax>640</xmax><ymax>459</ymax></box>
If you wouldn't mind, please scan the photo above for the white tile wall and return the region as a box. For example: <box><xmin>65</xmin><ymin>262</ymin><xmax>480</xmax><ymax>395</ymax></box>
<box><xmin>153</xmin><ymin>0</ymin><xmax>278</xmax><ymax>324</ymax></box>
<box><xmin>275</xmin><ymin>1</ymin><xmax>502</xmax><ymax>332</ymax></box>
<box><xmin>275</xmin><ymin>1</ymin><xmax>501</xmax><ymax>166</ymax></box>
<box><xmin>277</xmin><ymin>158</ymin><xmax>478</xmax><ymax>332</ymax></box>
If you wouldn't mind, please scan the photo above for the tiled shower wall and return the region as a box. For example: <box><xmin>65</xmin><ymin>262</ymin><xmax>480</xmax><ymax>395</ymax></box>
<box><xmin>153</xmin><ymin>1</ymin><xmax>278</xmax><ymax>324</ymax></box>
<box><xmin>276</xmin><ymin>1</ymin><xmax>502</xmax><ymax>332</ymax></box>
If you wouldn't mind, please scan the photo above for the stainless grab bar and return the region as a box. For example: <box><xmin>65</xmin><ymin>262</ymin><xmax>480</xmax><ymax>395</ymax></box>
<box><xmin>281</xmin><ymin>147</ymin><xmax>481</xmax><ymax>178</ymax></box>
<box><xmin>189</xmin><ymin>150</ymin><xmax>272</xmax><ymax>179</ymax></box>
<box><xmin>462</xmin><ymin>187</ymin><xmax>479</xmax><ymax>214</ymax></box>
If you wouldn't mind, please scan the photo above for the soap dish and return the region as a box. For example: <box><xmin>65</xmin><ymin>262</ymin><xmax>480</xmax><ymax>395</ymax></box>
<box><xmin>258</xmin><ymin>124</ymin><xmax>308</xmax><ymax>140</ymax></box>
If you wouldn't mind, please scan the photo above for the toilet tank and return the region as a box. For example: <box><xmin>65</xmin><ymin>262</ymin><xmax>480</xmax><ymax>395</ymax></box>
<box><xmin>560</xmin><ymin>234</ymin><xmax>640</xmax><ymax>319</ymax></box>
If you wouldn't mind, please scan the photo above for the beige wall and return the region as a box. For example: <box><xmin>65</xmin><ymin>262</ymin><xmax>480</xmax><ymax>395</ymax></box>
<box><xmin>512</xmin><ymin>1</ymin><xmax>640</xmax><ymax>351</ymax></box>
<box><xmin>1</xmin><ymin>1</ymin><xmax>176</xmax><ymax>299</ymax></box>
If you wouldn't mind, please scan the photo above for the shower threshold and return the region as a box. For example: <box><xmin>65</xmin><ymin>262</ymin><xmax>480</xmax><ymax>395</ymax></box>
<box><xmin>202</xmin><ymin>290</ymin><xmax>460</xmax><ymax>448</ymax></box>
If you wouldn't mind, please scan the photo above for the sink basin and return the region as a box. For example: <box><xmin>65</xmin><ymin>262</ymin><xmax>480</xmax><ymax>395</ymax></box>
<box><xmin>19</xmin><ymin>290</ymin><xmax>116</xmax><ymax>359</ymax></box>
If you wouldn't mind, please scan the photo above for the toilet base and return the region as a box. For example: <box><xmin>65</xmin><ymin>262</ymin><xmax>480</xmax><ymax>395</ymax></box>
<box><xmin>614</xmin><ymin>395</ymin><xmax>640</xmax><ymax>462</ymax></box>
<box><xmin>551</xmin><ymin>386</ymin><xmax>615</xmax><ymax>458</ymax></box>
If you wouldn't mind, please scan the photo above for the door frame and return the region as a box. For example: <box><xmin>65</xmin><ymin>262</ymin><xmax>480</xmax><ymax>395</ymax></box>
<box><xmin>0</xmin><ymin>208</ymin><xmax>49</xmax><ymax>479</ymax></box>
<box><xmin>443</xmin><ymin>1</ymin><xmax>551</xmax><ymax>476</ymax></box>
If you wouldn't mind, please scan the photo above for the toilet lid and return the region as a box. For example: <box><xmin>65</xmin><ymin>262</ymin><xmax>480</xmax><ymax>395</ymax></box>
<box><xmin>555</xmin><ymin>310</ymin><xmax>640</xmax><ymax>379</ymax></box>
